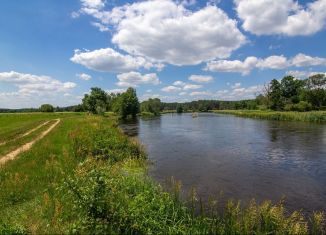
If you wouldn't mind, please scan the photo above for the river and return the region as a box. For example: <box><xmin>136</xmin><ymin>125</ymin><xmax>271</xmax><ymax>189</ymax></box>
<box><xmin>120</xmin><ymin>113</ymin><xmax>326</xmax><ymax>213</ymax></box>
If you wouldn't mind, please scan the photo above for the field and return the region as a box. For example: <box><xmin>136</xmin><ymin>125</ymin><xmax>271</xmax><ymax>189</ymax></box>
<box><xmin>0</xmin><ymin>113</ymin><xmax>324</xmax><ymax>234</ymax></box>
<box><xmin>212</xmin><ymin>110</ymin><xmax>326</xmax><ymax>123</ymax></box>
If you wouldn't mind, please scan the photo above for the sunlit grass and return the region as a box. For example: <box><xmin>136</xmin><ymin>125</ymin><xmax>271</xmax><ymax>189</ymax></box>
<box><xmin>212</xmin><ymin>110</ymin><xmax>326</xmax><ymax>123</ymax></box>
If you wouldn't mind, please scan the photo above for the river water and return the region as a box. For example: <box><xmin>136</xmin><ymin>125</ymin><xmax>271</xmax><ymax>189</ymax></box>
<box><xmin>120</xmin><ymin>113</ymin><xmax>326</xmax><ymax>213</ymax></box>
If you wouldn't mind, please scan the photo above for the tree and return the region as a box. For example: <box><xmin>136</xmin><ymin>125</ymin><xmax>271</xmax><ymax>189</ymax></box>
<box><xmin>268</xmin><ymin>79</ymin><xmax>284</xmax><ymax>110</ymax></box>
<box><xmin>303</xmin><ymin>74</ymin><xmax>326</xmax><ymax>109</ymax></box>
<box><xmin>82</xmin><ymin>87</ymin><xmax>108</xmax><ymax>114</ymax></box>
<box><xmin>176</xmin><ymin>105</ymin><xmax>183</xmax><ymax>113</ymax></box>
<box><xmin>113</xmin><ymin>87</ymin><xmax>139</xmax><ymax>119</ymax></box>
<box><xmin>40</xmin><ymin>104</ymin><xmax>54</xmax><ymax>112</ymax></box>
<box><xmin>280</xmin><ymin>76</ymin><xmax>304</xmax><ymax>103</ymax></box>
<box><xmin>141</xmin><ymin>98</ymin><xmax>162</xmax><ymax>116</ymax></box>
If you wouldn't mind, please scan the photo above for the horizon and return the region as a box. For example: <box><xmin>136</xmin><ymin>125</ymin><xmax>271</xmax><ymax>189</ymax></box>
<box><xmin>1</xmin><ymin>0</ymin><xmax>326</xmax><ymax>109</ymax></box>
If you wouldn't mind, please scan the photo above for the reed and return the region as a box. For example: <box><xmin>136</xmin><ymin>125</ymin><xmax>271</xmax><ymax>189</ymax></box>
<box><xmin>213</xmin><ymin>110</ymin><xmax>326</xmax><ymax>123</ymax></box>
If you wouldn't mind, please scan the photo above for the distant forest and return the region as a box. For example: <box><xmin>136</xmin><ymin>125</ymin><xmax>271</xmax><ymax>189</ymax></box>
<box><xmin>1</xmin><ymin>74</ymin><xmax>325</xmax><ymax>114</ymax></box>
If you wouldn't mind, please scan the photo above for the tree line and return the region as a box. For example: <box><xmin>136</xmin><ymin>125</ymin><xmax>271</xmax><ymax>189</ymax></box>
<box><xmin>140</xmin><ymin>74</ymin><xmax>326</xmax><ymax>115</ymax></box>
<box><xmin>1</xmin><ymin>74</ymin><xmax>324</xmax><ymax>115</ymax></box>
<box><xmin>261</xmin><ymin>74</ymin><xmax>326</xmax><ymax>111</ymax></box>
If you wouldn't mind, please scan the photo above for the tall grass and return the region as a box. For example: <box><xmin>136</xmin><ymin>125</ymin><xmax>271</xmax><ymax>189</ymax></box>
<box><xmin>213</xmin><ymin>110</ymin><xmax>326</xmax><ymax>123</ymax></box>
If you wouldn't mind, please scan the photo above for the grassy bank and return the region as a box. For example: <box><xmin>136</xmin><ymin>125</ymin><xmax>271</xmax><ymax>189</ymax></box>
<box><xmin>212</xmin><ymin>110</ymin><xmax>326</xmax><ymax>123</ymax></box>
<box><xmin>0</xmin><ymin>113</ymin><xmax>325</xmax><ymax>234</ymax></box>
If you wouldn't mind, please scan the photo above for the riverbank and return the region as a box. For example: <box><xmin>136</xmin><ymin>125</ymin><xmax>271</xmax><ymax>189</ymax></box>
<box><xmin>212</xmin><ymin>110</ymin><xmax>326</xmax><ymax>123</ymax></box>
<box><xmin>0</xmin><ymin>114</ymin><xmax>324</xmax><ymax>234</ymax></box>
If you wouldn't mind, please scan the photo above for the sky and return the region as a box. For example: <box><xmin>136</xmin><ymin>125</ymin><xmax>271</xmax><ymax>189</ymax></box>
<box><xmin>0</xmin><ymin>0</ymin><xmax>326</xmax><ymax>108</ymax></box>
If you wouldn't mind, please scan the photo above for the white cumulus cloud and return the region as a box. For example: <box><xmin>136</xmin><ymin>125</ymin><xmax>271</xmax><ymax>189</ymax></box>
<box><xmin>79</xmin><ymin>0</ymin><xmax>246</xmax><ymax>66</ymax></box>
<box><xmin>206</xmin><ymin>53</ymin><xmax>326</xmax><ymax>75</ymax></box>
<box><xmin>76</xmin><ymin>73</ymin><xmax>92</xmax><ymax>80</ymax></box>
<box><xmin>70</xmin><ymin>48</ymin><xmax>162</xmax><ymax>73</ymax></box>
<box><xmin>161</xmin><ymin>86</ymin><xmax>182</xmax><ymax>92</ymax></box>
<box><xmin>235</xmin><ymin>0</ymin><xmax>326</xmax><ymax>36</ymax></box>
<box><xmin>116</xmin><ymin>71</ymin><xmax>160</xmax><ymax>87</ymax></box>
<box><xmin>205</xmin><ymin>56</ymin><xmax>258</xmax><ymax>75</ymax></box>
<box><xmin>0</xmin><ymin>71</ymin><xmax>77</xmax><ymax>108</ymax></box>
<box><xmin>188</xmin><ymin>75</ymin><xmax>214</xmax><ymax>83</ymax></box>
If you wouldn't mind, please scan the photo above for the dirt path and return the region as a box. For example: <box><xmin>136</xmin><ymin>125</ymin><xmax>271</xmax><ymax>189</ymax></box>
<box><xmin>0</xmin><ymin>120</ymin><xmax>50</xmax><ymax>146</ymax></box>
<box><xmin>0</xmin><ymin>119</ymin><xmax>61</xmax><ymax>166</ymax></box>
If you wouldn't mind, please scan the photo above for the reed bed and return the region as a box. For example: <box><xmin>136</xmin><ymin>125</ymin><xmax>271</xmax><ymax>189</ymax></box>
<box><xmin>213</xmin><ymin>110</ymin><xmax>326</xmax><ymax>123</ymax></box>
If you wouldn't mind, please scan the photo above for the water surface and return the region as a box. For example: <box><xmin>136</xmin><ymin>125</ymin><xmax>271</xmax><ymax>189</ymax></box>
<box><xmin>120</xmin><ymin>113</ymin><xmax>326</xmax><ymax>213</ymax></box>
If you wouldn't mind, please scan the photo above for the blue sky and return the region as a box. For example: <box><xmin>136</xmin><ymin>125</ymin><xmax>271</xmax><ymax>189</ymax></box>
<box><xmin>0</xmin><ymin>0</ymin><xmax>326</xmax><ymax>108</ymax></box>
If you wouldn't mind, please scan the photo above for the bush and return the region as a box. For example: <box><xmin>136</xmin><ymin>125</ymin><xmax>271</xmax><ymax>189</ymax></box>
<box><xmin>284</xmin><ymin>102</ymin><xmax>312</xmax><ymax>112</ymax></box>
<box><xmin>0</xmin><ymin>223</ymin><xmax>26</xmax><ymax>235</ymax></box>
<box><xmin>39</xmin><ymin>104</ymin><xmax>54</xmax><ymax>112</ymax></box>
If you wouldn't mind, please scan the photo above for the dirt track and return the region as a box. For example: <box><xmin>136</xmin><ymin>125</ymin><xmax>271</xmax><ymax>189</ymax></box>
<box><xmin>0</xmin><ymin>119</ymin><xmax>60</xmax><ymax>166</ymax></box>
<box><xmin>0</xmin><ymin>121</ymin><xmax>50</xmax><ymax>146</ymax></box>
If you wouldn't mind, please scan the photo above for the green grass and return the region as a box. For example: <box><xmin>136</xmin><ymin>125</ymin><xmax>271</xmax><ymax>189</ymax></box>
<box><xmin>0</xmin><ymin>113</ymin><xmax>325</xmax><ymax>234</ymax></box>
<box><xmin>0</xmin><ymin>119</ymin><xmax>58</xmax><ymax>157</ymax></box>
<box><xmin>212</xmin><ymin>110</ymin><xmax>326</xmax><ymax>123</ymax></box>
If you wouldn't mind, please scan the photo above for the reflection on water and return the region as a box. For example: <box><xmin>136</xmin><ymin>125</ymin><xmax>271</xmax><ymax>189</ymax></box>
<box><xmin>120</xmin><ymin>113</ymin><xmax>326</xmax><ymax>213</ymax></box>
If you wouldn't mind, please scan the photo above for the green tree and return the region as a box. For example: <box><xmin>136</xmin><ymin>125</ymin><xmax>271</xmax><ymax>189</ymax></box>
<box><xmin>268</xmin><ymin>79</ymin><xmax>284</xmax><ymax>110</ymax></box>
<box><xmin>141</xmin><ymin>98</ymin><xmax>162</xmax><ymax>116</ymax></box>
<box><xmin>176</xmin><ymin>105</ymin><xmax>183</xmax><ymax>113</ymax></box>
<box><xmin>82</xmin><ymin>87</ymin><xmax>108</xmax><ymax>114</ymax></box>
<box><xmin>40</xmin><ymin>104</ymin><xmax>54</xmax><ymax>112</ymax></box>
<box><xmin>113</xmin><ymin>87</ymin><xmax>139</xmax><ymax>119</ymax></box>
<box><xmin>280</xmin><ymin>76</ymin><xmax>304</xmax><ymax>103</ymax></box>
<box><xmin>303</xmin><ymin>74</ymin><xmax>326</xmax><ymax>109</ymax></box>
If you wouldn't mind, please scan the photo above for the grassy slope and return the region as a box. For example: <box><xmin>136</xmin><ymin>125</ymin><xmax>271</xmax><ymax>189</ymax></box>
<box><xmin>212</xmin><ymin>110</ymin><xmax>326</xmax><ymax>123</ymax></box>
<box><xmin>0</xmin><ymin>113</ymin><xmax>325</xmax><ymax>234</ymax></box>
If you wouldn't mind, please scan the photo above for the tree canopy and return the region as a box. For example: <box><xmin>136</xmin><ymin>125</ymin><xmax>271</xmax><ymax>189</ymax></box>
<box><xmin>40</xmin><ymin>104</ymin><xmax>54</xmax><ymax>112</ymax></box>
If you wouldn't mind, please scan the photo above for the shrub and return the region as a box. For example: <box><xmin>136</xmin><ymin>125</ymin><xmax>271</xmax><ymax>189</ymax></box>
<box><xmin>293</xmin><ymin>101</ymin><xmax>313</xmax><ymax>112</ymax></box>
<box><xmin>0</xmin><ymin>223</ymin><xmax>26</xmax><ymax>235</ymax></box>
<box><xmin>39</xmin><ymin>104</ymin><xmax>54</xmax><ymax>112</ymax></box>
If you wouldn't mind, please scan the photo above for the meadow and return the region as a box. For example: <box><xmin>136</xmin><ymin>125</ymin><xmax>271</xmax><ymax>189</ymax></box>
<box><xmin>212</xmin><ymin>110</ymin><xmax>326</xmax><ymax>123</ymax></box>
<box><xmin>0</xmin><ymin>113</ymin><xmax>324</xmax><ymax>234</ymax></box>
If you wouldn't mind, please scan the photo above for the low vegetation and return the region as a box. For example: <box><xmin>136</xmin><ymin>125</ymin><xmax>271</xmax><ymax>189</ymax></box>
<box><xmin>0</xmin><ymin>113</ymin><xmax>324</xmax><ymax>234</ymax></box>
<box><xmin>213</xmin><ymin>110</ymin><xmax>326</xmax><ymax>123</ymax></box>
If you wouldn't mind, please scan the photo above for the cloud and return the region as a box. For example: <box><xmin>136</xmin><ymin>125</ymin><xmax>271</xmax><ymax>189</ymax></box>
<box><xmin>206</xmin><ymin>53</ymin><xmax>326</xmax><ymax>75</ymax></box>
<box><xmin>70</xmin><ymin>48</ymin><xmax>163</xmax><ymax>73</ymax></box>
<box><xmin>91</xmin><ymin>22</ymin><xmax>109</xmax><ymax>32</ymax></box>
<box><xmin>0</xmin><ymin>71</ymin><xmax>77</xmax><ymax>108</ymax></box>
<box><xmin>0</xmin><ymin>71</ymin><xmax>76</xmax><ymax>94</ymax></box>
<box><xmin>81</xmin><ymin>0</ymin><xmax>105</xmax><ymax>10</ymax></box>
<box><xmin>291</xmin><ymin>53</ymin><xmax>326</xmax><ymax>67</ymax></box>
<box><xmin>256</xmin><ymin>55</ymin><xmax>289</xmax><ymax>69</ymax></box>
<box><xmin>215</xmin><ymin>84</ymin><xmax>262</xmax><ymax>100</ymax></box>
<box><xmin>183</xmin><ymin>84</ymin><xmax>203</xmax><ymax>90</ymax></box>
<box><xmin>205</xmin><ymin>56</ymin><xmax>258</xmax><ymax>75</ymax></box>
<box><xmin>161</xmin><ymin>86</ymin><xmax>182</xmax><ymax>92</ymax></box>
<box><xmin>76</xmin><ymin>73</ymin><xmax>92</xmax><ymax>80</ymax></box>
<box><xmin>79</xmin><ymin>0</ymin><xmax>246</xmax><ymax>65</ymax></box>
<box><xmin>188</xmin><ymin>75</ymin><xmax>214</xmax><ymax>83</ymax></box>
<box><xmin>231</xmin><ymin>82</ymin><xmax>241</xmax><ymax>89</ymax></box>
<box><xmin>173</xmin><ymin>81</ymin><xmax>187</xmax><ymax>86</ymax></box>
<box><xmin>107</xmin><ymin>88</ymin><xmax>126</xmax><ymax>94</ymax></box>
<box><xmin>286</xmin><ymin>70</ymin><xmax>326</xmax><ymax>79</ymax></box>
<box><xmin>189</xmin><ymin>91</ymin><xmax>212</xmax><ymax>96</ymax></box>
<box><xmin>235</xmin><ymin>0</ymin><xmax>326</xmax><ymax>36</ymax></box>
<box><xmin>168</xmin><ymin>80</ymin><xmax>203</xmax><ymax>91</ymax></box>
<box><xmin>116</xmin><ymin>71</ymin><xmax>160</xmax><ymax>87</ymax></box>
